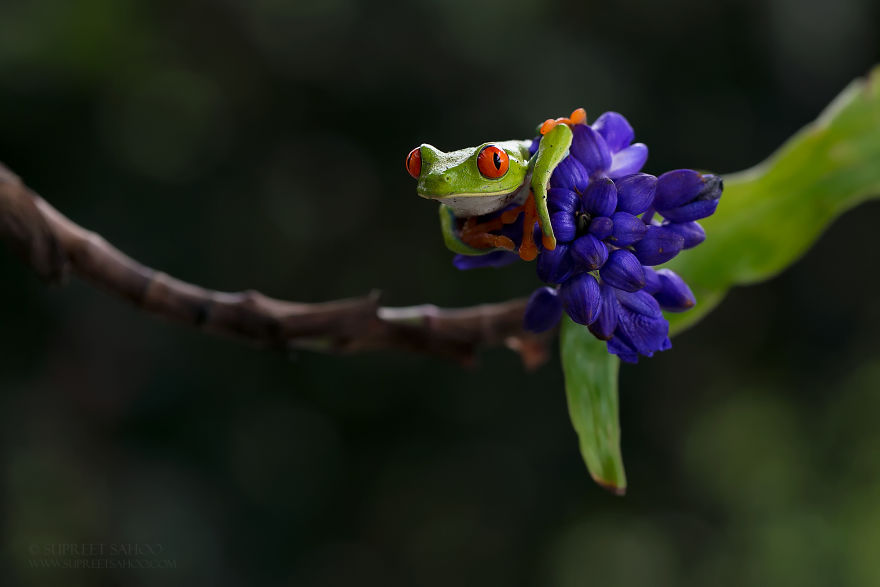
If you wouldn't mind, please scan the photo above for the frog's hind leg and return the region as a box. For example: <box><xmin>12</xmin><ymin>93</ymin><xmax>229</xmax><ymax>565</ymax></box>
<box><xmin>451</xmin><ymin>195</ymin><xmax>539</xmax><ymax>258</ymax></box>
<box><xmin>460</xmin><ymin>216</ymin><xmax>515</xmax><ymax>251</ymax></box>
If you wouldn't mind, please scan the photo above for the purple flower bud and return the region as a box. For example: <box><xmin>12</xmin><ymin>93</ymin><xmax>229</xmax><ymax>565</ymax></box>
<box><xmin>453</xmin><ymin>251</ymin><xmax>519</xmax><ymax>270</ymax></box>
<box><xmin>615</xmin><ymin>287</ymin><xmax>663</xmax><ymax>318</ymax></box>
<box><xmin>664</xmin><ymin>221</ymin><xmax>705</xmax><ymax>249</ymax></box>
<box><xmin>642</xmin><ymin>266</ymin><xmax>662</xmax><ymax>294</ymax></box>
<box><xmin>599</xmin><ymin>249</ymin><xmax>645</xmax><ymax>292</ymax></box>
<box><xmin>615</xmin><ymin>173</ymin><xmax>657</xmax><ymax>215</ymax></box>
<box><xmin>608</xmin><ymin>143</ymin><xmax>648</xmax><ymax>179</ymax></box>
<box><xmin>550</xmin><ymin>210</ymin><xmax>577</xmax><ymax>242</ymax></box>
<box><xmin>613</xmin><ymin>289</ymin><xmax>670</xmax><ymax>358</ymax></box>
<box><xmin>632</xmin><ymin>225</ymin><xmax>685</xmax><ymax>265</ymax></box>
<box><xmin>608</xmin><ymin>212</ymin><xmax>647</xmax><ymax>246</ymax></box>
<box><xmin>652</xmin><ymin>269</ymin><xmax>696</xmax><ymax>311</ymax></box>
<box><xmin>560</xmin><ymin>272</ymin><xmax>601</xmax><ymax>325</ymax></box>
<box><xmin>582</xmin><ymin>177</ymin><xmax>617</xmax><ymax>217</ymax></box>
<box><xmin>591</xmin><ymin>111</ymin><xmax>634</xmax><ymax>153</ymax></box>
<box><xmin>607</xmin><ymin>335</ymin><xmax>640</xmax><ymax>364</ymax></box>
<box><xmin>588</xmin><ymin>283</ymin><xmax>619</xmax><ymax>340</ymax></box>
<box><xmin>654</xmin><ymin>169</ymin><xmax>703</xmax><ymax>210</ymax></box>
<box><xmin>536</xmin><ymin>243</ymin><xmax>574</xmax><ymax>284</ymax></box>
<box><xmin>660</xmin><ymin>201</ymin><xmax>718</xmax><ymax>223</ymax></box>
<box><xmin>569</xmin><ymin>124</ymin><xmax>612</xmax><ymax>175</ymax></box>
<box><xmin>655</xmin><ymin>172</ymin><xmax>723</xmax><ymax>223</ymax></box>
<box><xmin>549</xmin><ymin>156</ymin><xmax>589</xmax><ymax>193</ymax></box>
<box><xmin>523</xmin><ymin>286</ymin><xmax>563</xmax><ymax>332</ymax></box>
<box><xmin>548</xmin><ymin>187</ymin><xmax>580</xmax><ymax>213</ymax></box>
<box><xmin>571</xmin><ymin>234</ymin><xmax>608</xmax><ymax>270</ymax></box>
<box><xmin>588</xmin><ymin>216</ymin><xmax>613</xmax><ymax>240</ymax></box>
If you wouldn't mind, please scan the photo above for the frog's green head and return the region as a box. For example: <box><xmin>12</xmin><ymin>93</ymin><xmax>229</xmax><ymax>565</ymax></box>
<box><xmin>406</xmin><ymin>140</ymin><xmax>532</xmax><ymax>217</ymax></box>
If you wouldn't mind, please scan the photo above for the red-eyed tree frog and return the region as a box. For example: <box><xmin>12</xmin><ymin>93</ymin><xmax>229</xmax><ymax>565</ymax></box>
<box><xmin>406</xmin><ymin>109</ymin><xmax>586</xmax><ymax>261</ymax></box>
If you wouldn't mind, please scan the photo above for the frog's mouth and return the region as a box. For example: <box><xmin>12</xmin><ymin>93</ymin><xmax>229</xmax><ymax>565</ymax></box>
<box><xmin>416</xmin><ymin>188</ymin><xmax>514</xmax><ymax>199</ymax></box>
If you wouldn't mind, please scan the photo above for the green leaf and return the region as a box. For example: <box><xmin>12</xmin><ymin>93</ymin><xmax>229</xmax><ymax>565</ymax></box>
<box><xmin>559</xmin><ymin>67</ymin><xmax>880</xmax><ymax>493</ymax></box>
<box><xmin>560</xmin><ymin>316</ymin><xmax>626</xmax><ymax>494</ymax></box>
<box><xmin>666</xmin><ymin>66</ymin><xmax>880</xmax><ymax>335</ymax></box>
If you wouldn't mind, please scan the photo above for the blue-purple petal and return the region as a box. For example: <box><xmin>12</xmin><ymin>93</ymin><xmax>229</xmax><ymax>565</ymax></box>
<box><xmin>547</xmin><ymin>187</ymin><xmax>580</xmax><ymax>213</ymax></box>
<box><xmin>453</xmin><ymin>251</ymin><xmax>519</xmax><ymax>270</ymax></box>
<box><xmin>659</xmin><ymin>199</ymin><xmax>720</xmax><ymax>223</ymax></box>
<box><xmin>591</xmin><ymin>111</ymin><xmax>634</xmax><ymax>153</ymax></box>
<box><xmin>615</xmin><ymin>173</ymin><xmax>657</xmax><ymax>215</ymax></box>
<box><xmin>632</xmin><ymin>225</ymin><xmax>685</xmax><ymax>265</ymax></box>
<box><xmin>560</xmin><ymin>272</ymin><xmax>601</xmax><ymax>325</ymax></box>
<box><xmin>614</xmin><ymin>290</ymin><xmax>670</xmax><ymax>357</ymax></box>
<box><xmin>616</xmin><ymin>311</ymin><xmax>670</xmax><ymax>358</ymax></box>
<box><xmin>658</xmin><ymin>174</ymin><xmax>722</xmax><ymax>222</ymax></box>
<box><xmin>599</xmin><ymin>249</ymin><xmax>645</xmax><ymax>292</ymax></box>
<box><xmin>570</xmin><ymin>234</ymin><xmax>608</xmax><ymax>270</ymax></box>
<box><xmin>664</xmin><ymin>221</ymin><xmax>705</xmax><ymax>249</ymax></box>
<box><xmin>523</xmin><ymin>286</ymin><xmax>563</xmax><ymax>332</ymax></box>
<box><xmin>654</xmin><ymin>169</ymin><xmax>703</xmax><ymax>210</ymax></box>
<box><xmin>615</xmin><ymin>287</ymin><xmax>663</xmax><ymax>318</ymax></box>
<box><xmin>582</xmin><ymin>177</ymin><xmax>617</xmax><ymax>217</ymax></box>
<box><xmin>588</xmin><ymin>216</ymin><xmax>613</xmax><ymax>240</ymax></box>
<box><xmin>550</xmin><ymin>210</ymin><xmax>577</xmax><ymax>242</ymax></box>
<box><xmin>536</xmin><ymin>243</ymin><xmax>574</xmax><ymax>284</ymax></box>
<box><xmin>569</xmin><ymin>124</ymin><xmax>612</xmax><ymax>175</ymax></box>
<box><xmin>652</xmin><ymin>269</ymin><xmax>696</xmax><ymax>312</ymax></box>
<box><xmin>588</xmin><ymin>283</ymin><xmax>619</xmax><ymax>340</ymax></box>
<box><xmin>642</xmin><ymin>266</ymin><xmax>661</xmax><ymax>294</ymax></box>
<box><xmin>608</xmin><ymin>211</ymin><xmax>647</xmax><ymax>246</ymax></box>
<box><xmin>607</xmin><ymin>335</ymin><xmax>640</xmax><ymax>364</ymax></box>
<box><xmin>549</xmin><ymin>156</ymin><xmax>589</xmax><ymax>192</ymax></box>
<box><xmin>608</xmin><ymin>143</ymin><xmax>648</xmax><ymax>179</ymax></box>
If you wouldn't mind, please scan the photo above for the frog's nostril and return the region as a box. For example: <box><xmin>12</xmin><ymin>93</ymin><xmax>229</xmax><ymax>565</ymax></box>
<box><xmin>444</xmin><ymin>175</ymin><xmax>452</xmax><ymax>183</ymax></box>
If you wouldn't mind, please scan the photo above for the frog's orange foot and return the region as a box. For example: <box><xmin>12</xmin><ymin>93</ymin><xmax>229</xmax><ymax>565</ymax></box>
<box><xmin>539</xmin><ymin>107</ymin><xmax>587</xmax><ymax>135</ymax></box>
<box><xmin>458</xmin><ymin>195</ymin><xmax>547</xmax><ymax>261</ymax></box>
<box><xmin>460</xmin><ymin>217</ymin><xmax>515</xmax><ymax>251</ymax></box>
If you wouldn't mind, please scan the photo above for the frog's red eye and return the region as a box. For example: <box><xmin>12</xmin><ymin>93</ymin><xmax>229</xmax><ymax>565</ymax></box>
<box><xmin>477</xmin><ymin>145</ymin><xmax>509</xmax><ymax>179</ymax></box>
<box><xmin>406</xmin><ymin>147</ymin><xmax>422</xmax><ymax>178</ymax></box>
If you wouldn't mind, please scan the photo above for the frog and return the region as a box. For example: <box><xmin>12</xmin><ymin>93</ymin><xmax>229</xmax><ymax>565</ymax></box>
<box><xmin>405</xmin><ymin>109</ymin><xmax>587</xmax><ymax>261</ymax></box>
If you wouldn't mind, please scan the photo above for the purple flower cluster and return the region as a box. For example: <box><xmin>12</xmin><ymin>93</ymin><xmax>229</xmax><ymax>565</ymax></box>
<box><xmin>523</xmin><ymin>112</ymin><xmax>722</xmax><ymax>362</ymax></box>
<box><xmin>452</xmin><ymin>111</ymin><xmax>722</xmax><ymax>363</ymax></box>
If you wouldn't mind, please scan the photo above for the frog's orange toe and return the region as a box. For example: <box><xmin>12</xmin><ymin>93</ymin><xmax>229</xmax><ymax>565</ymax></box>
<box><xmin>539</xmin><ymin>109</ymin><xmax>587</xmax><ymax>135</ymax></box>
<box><xmin>519</xmin><ymin>242</ymin><xmax>538</xmax><ymax>262</ymax></box>
<box><xmin>539</xmin><ymin>118</ymin><xmax>557</xmax><ymax>135</ymax></box>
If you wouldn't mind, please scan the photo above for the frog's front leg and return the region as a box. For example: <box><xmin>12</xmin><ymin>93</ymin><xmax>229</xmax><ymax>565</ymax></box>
<box><xmin>531</xmin><ymin>119</ymin><xmax>576</xmax><ymax>252</ymax></box>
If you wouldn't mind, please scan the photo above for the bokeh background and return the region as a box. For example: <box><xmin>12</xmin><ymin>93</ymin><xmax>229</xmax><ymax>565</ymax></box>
<box><xmin>1</xmin><ymin>0</ymin><xmax>879</xmax><ymax>585</ymax></box>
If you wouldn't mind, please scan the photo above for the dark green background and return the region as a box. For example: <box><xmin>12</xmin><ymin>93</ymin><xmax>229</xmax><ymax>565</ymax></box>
<box><xmin>1</xmin><ymin>0</ymin><xmax>879</xmax><ymax>585</ymax></box>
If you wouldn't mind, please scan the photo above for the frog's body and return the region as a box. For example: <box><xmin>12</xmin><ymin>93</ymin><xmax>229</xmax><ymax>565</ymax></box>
<box><xmin>407</xmin><ymin>109</ymin><xmax>585</xmax><ymax>262</ymax></box>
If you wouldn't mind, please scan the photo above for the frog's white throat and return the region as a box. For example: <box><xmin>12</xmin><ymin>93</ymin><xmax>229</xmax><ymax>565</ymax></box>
<box><xmin>439</xmin><ymin>177</ymin><xmax>532</xmax><ymax>218</ymax></box>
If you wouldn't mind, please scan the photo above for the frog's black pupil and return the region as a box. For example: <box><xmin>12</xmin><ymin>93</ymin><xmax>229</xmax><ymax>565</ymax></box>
<box><xmin>493</xmin><ymin>152</ymin><xmax>501</xmax><ymax>169</ymax></box>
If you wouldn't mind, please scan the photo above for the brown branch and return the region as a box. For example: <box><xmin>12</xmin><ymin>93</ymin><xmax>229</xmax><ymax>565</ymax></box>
<box><xmin>0</xmin><ymin>162</ymin><xmax>550</xmax><ymax>367</ymax></box>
